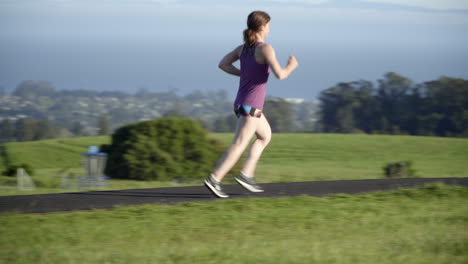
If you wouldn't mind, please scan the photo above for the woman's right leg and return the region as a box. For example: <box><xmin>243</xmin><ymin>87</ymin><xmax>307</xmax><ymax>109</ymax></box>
<box><xmin>212</xmin><ymin>115</ymin><xmax>259</xmax><ymax>182</ymax></box>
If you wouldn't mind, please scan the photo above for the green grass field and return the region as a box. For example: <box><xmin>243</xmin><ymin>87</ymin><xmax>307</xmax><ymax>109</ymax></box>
<box><xmin>1</xmin><ymin>182</ymin><xmax>467</xmax><ymax>263</ymax></box>
<box><xmin>211</xmin><ymin>133</ymin><xmax>468</xmax><ymax>182</ymax></box>
<box><xmin>0</xmin><ymin>136</ymin><xmax>111</xmax><ymax>170</ymax></box>
<box><xmin>1</xmin><ymin>135</ymin><xmax>467</xmax><ymax>263</ymax></box>
<box><xmin>0</xmin><ymin>134</ymin><xmax>467</xmax><ymax>196</ymax></box>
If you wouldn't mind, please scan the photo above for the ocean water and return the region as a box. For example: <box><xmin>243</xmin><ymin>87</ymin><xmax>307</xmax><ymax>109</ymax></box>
<box><xmin>1</xmin><ymin>30</ymin><xmax>467</xmax><ymax>101</ymax></box>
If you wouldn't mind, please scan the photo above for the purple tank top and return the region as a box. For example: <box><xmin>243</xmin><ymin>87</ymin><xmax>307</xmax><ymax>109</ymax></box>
<box><xmin>234</xmin><ymin>42</ymin><xmax>270</xmax><ymax>110</ymax></box>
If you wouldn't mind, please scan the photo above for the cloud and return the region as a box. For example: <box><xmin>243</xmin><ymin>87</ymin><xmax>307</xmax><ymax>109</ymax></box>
<box><xmin>361</xmin><ymin>0</ymin><xmax>468</xmax><ymax>11</ymax></box>
<box><xmin>264</xmin><ymin>0</ymin><xmax>331</xmax><ymax>3</ymax></box>
<box><xmin>2</xmin><ymin>0</ymin><xmax>468</xmax><ymax>26</ymax></box>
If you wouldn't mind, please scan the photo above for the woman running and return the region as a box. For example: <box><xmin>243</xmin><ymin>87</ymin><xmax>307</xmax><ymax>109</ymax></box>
<box><xmin>204</xmin><ymin>10</ymin><xmax>299</xmax><ymax>198</ymax></box>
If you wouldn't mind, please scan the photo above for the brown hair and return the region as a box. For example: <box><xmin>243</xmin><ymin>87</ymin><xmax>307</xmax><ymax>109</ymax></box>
<box><xmin>243</xmin><ymin>11</ymin><xmax>271</xmax><ymax>47</ymax></box>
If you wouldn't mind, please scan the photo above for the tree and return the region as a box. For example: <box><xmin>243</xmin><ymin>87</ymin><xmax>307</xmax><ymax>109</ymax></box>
<box><xmin>101</xmin><ymin>117</ymin><xmax>241</xmax><ymax>181</ymax></box>
<box><xmin>211</xmin><ymin>114</ymin><xmax>237</xmax><ymax>133</ymax></box>
<box><xmin>318</xmin><ymin>82</ymin><xmax>359</xmax><ymax>133</ymax></box>
<box><xmin>13</xmin><ymin>80</ymin><xmax>56</xmax><ymax>101</ymax></box>
<box><xmin>424</xmin><ymin>77</ymin><xmax>468</xmax><ymax>136</ymax></box>
<box><xmin>317</xmin><ymin>73</ymin><xmax>468</xmax><ymax>137</ymax></box>
<box><xmin>15</xmin><ymin>118</ymin><xmax>36</xmax><ymax>142</ymax></box>
<box><xmin>0</xmin><ymin>119</ymin><xmax>15</xmax><ymax>142</ymax></box>
<box><xmin>72</xmin><ymin>122</ymin><xmax>85</xmax><ymax>136</ymax></box>
<box><xmin>97</xmin><ymin>115</ymin><xmax>110</xmax><ymax>135</ymax></box>
<box><xmin>213</xmin><ymin>116</ymin><xmax>231</xmax><ymax>132</ymax></box>
<box><xmin>263</xmin><ymin>98</ymin><xmax>295</xmax><ymax>132</ymax></box>
<box><xmin>34</xmin><ymin>119</ymin><xmax>56</xmax><ymax>140</ymax></box>
<box><xmin>351</xmin><ymin>81</ymin><xmax>376</xmax><ymax>133</ymax></box>
<box><xmin>376</xmin><ymin>72</ymin><xmax>413</xmax><ymax>133</ymax></box>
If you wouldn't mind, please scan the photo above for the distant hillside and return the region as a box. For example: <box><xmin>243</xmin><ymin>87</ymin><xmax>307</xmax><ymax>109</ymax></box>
<box><xmin>0</xmin><ymin>82</ymin><xmax>318</xmax><ymax>137</ymax></box>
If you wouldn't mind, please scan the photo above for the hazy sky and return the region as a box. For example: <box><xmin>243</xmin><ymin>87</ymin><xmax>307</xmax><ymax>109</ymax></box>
<box><xmin>1</xmin><ymin>0</ymin><xmax>467</xmax><ymax>100</ymax></box>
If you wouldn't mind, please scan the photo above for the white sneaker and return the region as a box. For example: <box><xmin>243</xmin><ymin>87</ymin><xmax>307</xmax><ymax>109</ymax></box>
<box><xmin>235</xmin><ymin>173</ymin><xmax>264</xmax><ymax>192</ymax></box>
<box><xmin>204</xmin><ymin>176</ymin><xmax>229</xmax><ymax>198</ymax></box>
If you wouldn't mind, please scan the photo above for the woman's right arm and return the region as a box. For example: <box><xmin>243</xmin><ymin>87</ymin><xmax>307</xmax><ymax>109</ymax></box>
<box><xmin>218</xmin><ymin>45</ymin><xmax>243</xmax><ymax>76</ymax></box>
<box><xmin>260</xmin><ymin>44</ymin><xmax>299</xmax><ymax>80</ymax></box>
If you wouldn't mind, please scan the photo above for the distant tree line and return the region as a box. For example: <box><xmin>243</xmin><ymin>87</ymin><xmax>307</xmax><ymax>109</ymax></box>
<box><xmin>2</xmin><ymin>80</ymin><xmax>318</xmax><ymax>136</ymax></box>
<box><xmin>0</xmin><ymin>118</ymin><xmax>65</xmax><ymax>143</ymax></box>
<box><xmin>2</xmin><ymin>72</ymin><xmax>466</xmax><ymax>140</ymax></box>
<box><xmin>208</xmin><ymin>98</ymin><xmax>297</xmax><ymax>133</ymax></box>
<box><xmin>0</xmin><ymin>115</ymin><xmax>111</xmax><ymax>143</ymax></box>
<box><xmin>318</xmin><ymin>72</ymin><xmax>468</xmax><ymax>137</ymax></box>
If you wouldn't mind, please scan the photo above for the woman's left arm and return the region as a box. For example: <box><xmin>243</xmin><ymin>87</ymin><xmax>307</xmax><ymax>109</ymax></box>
<box><xmin>218</xmin><ymin>45</ymin><xmax>243</xmax><ymax>76</ymax></box>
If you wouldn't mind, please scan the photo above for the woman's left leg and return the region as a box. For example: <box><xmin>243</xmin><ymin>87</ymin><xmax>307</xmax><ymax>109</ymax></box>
<box><xmin>211</xmin><ymin>115</ymin><xmax>259</xmax><ymax>182</ymax></box>
<box><xmin>241</xmin><ymin>113</ymin><xmax>272</xmax><ymax>177</ymax></box>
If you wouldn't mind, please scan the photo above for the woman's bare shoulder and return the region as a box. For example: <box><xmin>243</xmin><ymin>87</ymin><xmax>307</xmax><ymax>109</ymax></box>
<box><xmin>257</xmin><ymin>43</ymin><xmax>274</xmax><ymax>55</ymax></box>
<box><xmin>235</xmin><ymin>44</ymin><xmax>244</xmax><ymax>57</ymax></box>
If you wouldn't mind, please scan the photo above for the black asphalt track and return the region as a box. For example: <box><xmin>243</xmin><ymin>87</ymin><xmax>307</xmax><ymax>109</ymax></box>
<box><xmin>1</xmin><ymin>177</ymin><xmax>467</xmax><ymax>214</ymax></box>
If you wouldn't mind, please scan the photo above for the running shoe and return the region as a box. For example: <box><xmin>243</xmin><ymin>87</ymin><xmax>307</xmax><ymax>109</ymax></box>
<box><xmin>235</xmin><ymin>173</ymin><xmax>264</xmax><ymax>192</ymax></box>
<box><xmin>204</xmin><ymin>176</ymin><xmax>229</xmax><ymax>198</ymax></box>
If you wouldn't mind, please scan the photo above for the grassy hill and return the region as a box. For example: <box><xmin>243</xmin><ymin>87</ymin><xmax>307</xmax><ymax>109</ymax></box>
<box><xmin>0</xmin><ymin>133</ymin><xmax>467</xmax><ymax>195</ymax></box>
<box><xmin>0</xmin><ymin>136</ymin><xmax>111</xmax><ymax>170</ymax></box>
<box><xmin>211</xmin><ymin>133</ymin><xmax>468</xmax><ymax>181</ymax></box>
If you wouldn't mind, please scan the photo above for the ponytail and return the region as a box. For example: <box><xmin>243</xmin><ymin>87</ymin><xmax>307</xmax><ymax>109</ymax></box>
<box><xmin>243</xmin><ymin>28</ymin><xmax>257</xmax><ymax>47</ymax></box>
<box><xmin>243</xmin><ymin>11</ymin><xmax>270</xmax><ymax>47</ymax></box>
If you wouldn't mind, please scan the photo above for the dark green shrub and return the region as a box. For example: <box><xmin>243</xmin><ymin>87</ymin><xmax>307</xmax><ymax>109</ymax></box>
<box><xmin>101</xmin><ymin>117</ymin><xmax>240</xmax><ymax>181</ymax></box>
<box><xmin>383</xmin><ymin>161</ymin><xmax>416</xmax><ymax>178</ymax></box>
<box><xmin>2</xmin><ymin>163</ymin><xmax>35</xmax><ymax>177</ymax></box>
